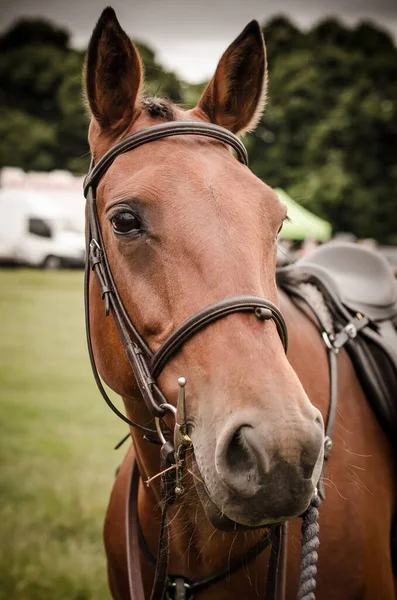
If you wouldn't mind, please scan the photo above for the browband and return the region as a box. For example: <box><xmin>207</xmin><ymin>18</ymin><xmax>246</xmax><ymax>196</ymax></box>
<box><xmin>84</xmin><ymin>120</ymin><xmax>249</xmax><ymax>195</ymax></box>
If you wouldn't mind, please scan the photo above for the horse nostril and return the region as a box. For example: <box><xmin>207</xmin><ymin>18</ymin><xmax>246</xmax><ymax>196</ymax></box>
<box><xmin>315</xmin><ymin>415</ymin><xmax>323</xmax><ymax>427</ymax></box>
<box><xmin>215</xmin><ymin>424</ymin><xmax>265</xmax><ymax>495</ymax></box>
<box><xmin>225</xmin><ymin>426</ymin><xmax>255</xmax><ymax>472</ymax></box>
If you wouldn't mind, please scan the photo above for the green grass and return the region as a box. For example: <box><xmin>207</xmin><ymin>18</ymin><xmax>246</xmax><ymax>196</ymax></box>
<box><xmin>0</xmin><ymin>269</ymin><xmax>125</xmax><ymax>600</ymax></box>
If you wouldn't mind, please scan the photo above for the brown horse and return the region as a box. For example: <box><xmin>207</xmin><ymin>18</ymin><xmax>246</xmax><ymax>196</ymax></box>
<box><xmin>83</xmin><ymin>8</ymin><xmax>396</xmax><ymax>600</ymax></box>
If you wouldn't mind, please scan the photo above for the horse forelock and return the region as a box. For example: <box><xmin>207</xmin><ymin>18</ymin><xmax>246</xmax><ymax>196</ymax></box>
<box><xmin>140</xmin><ymin>96</ymin><xmax>176</xmax><ymax>121</ymax></box>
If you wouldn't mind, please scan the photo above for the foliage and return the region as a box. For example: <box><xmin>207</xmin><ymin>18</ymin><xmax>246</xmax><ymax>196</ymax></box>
<box><xmin>1</xmin><ymin>16</ymin><xmax>396</xmax><ymax>242</ymax></box>
<box><xmin>251</xmin><ymin>17</ymin><xmax>397</xmax><ymax>243</ymax></box>
<box><xmin>0</xmin><ymin>21</ymin><xmax>184</xmax><ymax>174</ymax></box>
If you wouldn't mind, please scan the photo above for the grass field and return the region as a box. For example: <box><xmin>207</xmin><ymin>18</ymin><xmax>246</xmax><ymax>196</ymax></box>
<box><xmin>0</xmin><ymin>269</ymin><xmax>125</xmax><ymax>600</ymax></box>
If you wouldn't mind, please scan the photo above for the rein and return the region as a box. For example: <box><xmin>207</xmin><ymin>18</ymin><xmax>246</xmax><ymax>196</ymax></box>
<box><xmin>83</xmin><ymin>120</ymin><xmax>328</xmax><ymax>599</ymax></box>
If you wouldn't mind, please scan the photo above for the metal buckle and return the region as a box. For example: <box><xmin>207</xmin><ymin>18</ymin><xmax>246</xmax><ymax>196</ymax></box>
<box><xmin>153</xmin><ymin>378</ymin><xmax>193</xmax><ymax>497</ymax></box>
<box><xmin>344</xmin><ymin>322</ymin><xmax>357</xmax><ymax>339</ymax></box>
<box><xmin>174</xmin><ymin>377</ymin><xmax>192</xmax><ymax>449</ymax></box>
<box><xmin>167</xmin><ymin>578</ymin><xmax>192</xmax><ymax>600</ymax></box>
<box><xmin>323</xmin><ymin>435</ymin><xmax>333</xmax><ymax>460</ymax></box>
<box><xmin>322</xmin><ymin>331</ymin><xmax>338</xmax><ymax>354</ymax></box>
<box><xmin>169</xmin><ymin>580</ymin><xmax>191</xmax><ymax>589</ymax></box>
<box><xmin>155</xmin><ymin>403</ymin><xmax>177</xmax><ymax>445</ymax></box>
<box><xmin>174</xmin><ymin>377</ymin><xmax>192</xmax><ymax>496</ymax></box>
<box><xmin>89</xmin><ymin>238</ymin><xmax>101</xmax><ymax>264</ymax></box>
<box><xmin>90</xmin><ymin>238</ymin><xmax>101</xmax><ymax>251</ymax></box>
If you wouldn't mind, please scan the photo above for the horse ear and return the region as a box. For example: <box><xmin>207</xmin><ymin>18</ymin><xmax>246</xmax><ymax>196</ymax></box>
<box><xmin>85</xmin><ymin>7</ymin><xmax>143</xmax><ymax>133</ymax></box>
<box><xmin>197</xmin><ymin>21</ymin><xmax>267</xmax><ymax>135</ymax></box>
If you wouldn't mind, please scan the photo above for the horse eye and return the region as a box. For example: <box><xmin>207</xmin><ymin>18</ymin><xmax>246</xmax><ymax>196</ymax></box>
<box><xmin>277</xmin><ymin>215</ymin><xmax>290</xmax><ymax>236</ymax></box>
<box><xmin>111</xmin><ymin>211</ymin><xmax>141</xmax><ymax>235</ymax></box>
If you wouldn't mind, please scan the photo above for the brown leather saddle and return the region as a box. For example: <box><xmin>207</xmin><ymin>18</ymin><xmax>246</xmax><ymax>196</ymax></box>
<box><xmin>279</xmin><ymin>241</ymin><xmax>397</xmax><ymax>443</ymax></box>
<box><xmin>278</xmin><ymin>241</ymin><xmax>397</xmax><ymax>575</ymax></box>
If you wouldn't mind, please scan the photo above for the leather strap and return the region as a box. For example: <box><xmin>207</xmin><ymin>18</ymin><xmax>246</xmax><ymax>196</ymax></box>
<box><xmin>84</xmin><ymin>243</ymin><xmax>160</xmax><ymax>436</ymax></box>
<box><xmin>183</xmin><ymin>531</ymin><xmax>273</xmax><ymax>596</ymax></box>
<box><xmin>150</xmin><ymin>442</ymin><xmax>176</xmax><ymax>600</ymax></box>
<box><xmin>84</xmin><ymin>121</ymin><xmax>248</xmax><ymax>194</ymax></box>
<box><xmin>279</xmin><ymin>284</ymin><xmax>337</xmax><ymax>440</ymax></box>
<box><xmin>126</xmin><ymin>452</ymin><xmax>177</xmax><ymax>600</ymax></box>
<box><xmin>84</xmin><ymin>120</ymin><xmax>287</xmax><ymax>435</ymax></box>
<box><xmin>126</xmin><ymin>460</ymin><xmax>146</xmax><ymax>599</ymax></box>
<box><xmin>264</xmin><ymin>524</ymin><xmax>288</xmax><ymax>600</ymax></box>
<box><xmin>151</xmin><ymin>296</ymin><xmax>288</xmax><ymax>378</ymax></box>
<box><xmin>279</xmin><ymin>282</ymin><xmax>340</xmax><ymax>502</ymax></box>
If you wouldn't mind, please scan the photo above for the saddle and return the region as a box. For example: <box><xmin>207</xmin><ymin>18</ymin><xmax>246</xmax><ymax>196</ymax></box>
<box><xmin>278</xmin><ymin>241</ymin><xmax>397</xmax><ymax>446</ymax></box>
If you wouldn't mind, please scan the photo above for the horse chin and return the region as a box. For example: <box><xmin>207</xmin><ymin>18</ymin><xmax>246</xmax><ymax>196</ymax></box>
<box><xmin>190</xmin><ymin>457</ymin><xmax>284</xmax><ymax>532</ymax></box>
<box><xmin>190</xmin><ymin>455</ymin><xmax>314</xmax><ymax>531</ymax></box>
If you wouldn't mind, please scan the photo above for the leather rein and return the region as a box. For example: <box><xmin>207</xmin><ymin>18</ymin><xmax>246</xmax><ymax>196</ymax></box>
<box><xmin>83</xmin><ymin>121</ymin><xmax>321</xmax><ymax>600</ymax></box>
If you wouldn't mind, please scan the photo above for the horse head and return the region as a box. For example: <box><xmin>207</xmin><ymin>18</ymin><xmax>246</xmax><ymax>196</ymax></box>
<box><xmin>84</xmin><ymin>7</ymin><xmax>324</xmax><ymax>530</ymax></box>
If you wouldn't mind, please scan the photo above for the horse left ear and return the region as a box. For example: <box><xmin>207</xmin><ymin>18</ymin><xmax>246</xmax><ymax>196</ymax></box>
<box><xmin>84</xmin><ymin>7</ymin><xmax>143</xmax><ymax>134</ymax></box>
<box><xmin>197</xmin><ymin>21</ymin><xmax>267</xmax><ymax>135</ymax></box>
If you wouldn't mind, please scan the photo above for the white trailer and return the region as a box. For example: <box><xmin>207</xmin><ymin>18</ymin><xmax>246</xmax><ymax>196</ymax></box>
<box><xmin>0</xmin><ymin>188</ymin><xmax>85</xmax><ymax>268</ymax></box>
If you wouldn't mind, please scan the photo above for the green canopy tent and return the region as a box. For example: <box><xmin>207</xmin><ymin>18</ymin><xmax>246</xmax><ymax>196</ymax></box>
<box><xmin>275</xmin><ymin>188</ymin><xmax>332</xmax><ymax>242</ymax></box>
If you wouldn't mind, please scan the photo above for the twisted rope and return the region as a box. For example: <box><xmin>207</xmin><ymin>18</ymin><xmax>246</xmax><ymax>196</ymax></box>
<box><xmin>296</xmin><ymin>495</ymin><xmax>321</xmax><ymax>600</ymax></box>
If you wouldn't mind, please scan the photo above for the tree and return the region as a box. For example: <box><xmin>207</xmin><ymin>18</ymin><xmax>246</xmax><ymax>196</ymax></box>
<box><xmin>0</xmin><ymin>19</ymin><xmax>89</xmax><ymax>172</ymax></box>
<box><xmin>1</xmin><ymin>16</ymin><xmax>397</xmax><ymax>242</ymax></box>
<box><xmin>247</xmin><ymin>17</ymin><xmax>397</xmax><ymax>243</ymax></box>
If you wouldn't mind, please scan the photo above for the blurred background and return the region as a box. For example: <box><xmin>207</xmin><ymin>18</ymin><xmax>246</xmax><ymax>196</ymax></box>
<box><xmin>0</xmin><ymin>0</ymin><xmax>396</xmax><ymax>598</ymax></box>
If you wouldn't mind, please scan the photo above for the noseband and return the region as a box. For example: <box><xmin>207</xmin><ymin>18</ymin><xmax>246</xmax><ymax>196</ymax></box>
<box><xmin>83</xmin><ymin>121</ymin><xmax>296</xmax><ymax>600</ymax></box>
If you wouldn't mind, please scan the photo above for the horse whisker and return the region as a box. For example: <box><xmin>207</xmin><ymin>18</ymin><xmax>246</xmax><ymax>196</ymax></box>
<box><xmin>346</xmin><ymin>462</ymin><xmax>365</xmax><ymax>471</ymax></box>
<box><xmin>187</xmin><ymin>468</ymin><xmax>205</xmax><ymax>485</ymax></box>
<box><xmin>321</xmin><ymin>476</ymin><xmax>348</xmax><ymax>500</ymax></box>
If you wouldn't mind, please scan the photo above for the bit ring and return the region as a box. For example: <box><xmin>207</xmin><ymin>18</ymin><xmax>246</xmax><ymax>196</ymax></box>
<box><xmin>155</xmin><ymin>404</ymin><xmax>177</xmax><ymax>445</ymax></box>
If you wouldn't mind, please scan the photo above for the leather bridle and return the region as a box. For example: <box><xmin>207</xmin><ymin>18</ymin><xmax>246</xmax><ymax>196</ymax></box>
<box><xmin>84</xmin><ymin>121</ymin><xmax>288</xmax><ymax>435</ymax></box>
<box><xmin>83</xmin><ymin>120</ymin><xmax>292</xmax><ymax>600</ymax></box>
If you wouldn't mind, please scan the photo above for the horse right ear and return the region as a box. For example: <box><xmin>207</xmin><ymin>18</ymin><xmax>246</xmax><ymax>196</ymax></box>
<box><xmin>84</xmin><ymin>7</ymin><xmax>143</xmax><ymax>134</ymax></box>
<box><xmin>197</xmin><ymin>21</ymin><xmax>267</xmax><ymax>135</ymax></box>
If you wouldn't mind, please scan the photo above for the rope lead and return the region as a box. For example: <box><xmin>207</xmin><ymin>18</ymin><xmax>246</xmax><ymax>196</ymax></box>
<box><xmin>296</xmin><ymin>495</ymin><xmax>321</xmax><ymax>600</ymax></box>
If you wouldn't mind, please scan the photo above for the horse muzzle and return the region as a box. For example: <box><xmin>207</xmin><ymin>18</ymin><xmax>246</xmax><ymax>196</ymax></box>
<box><xmin>191</xmin><ymin>407</ymin><xmax>324</xmax><ymax>528</ymax></box>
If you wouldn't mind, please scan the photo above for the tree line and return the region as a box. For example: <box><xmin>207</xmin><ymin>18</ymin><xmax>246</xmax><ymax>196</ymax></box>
<box><xmin>0</xmin><ymin>17</ymin><xmax>396</xmax><ymax>243</ymax></box>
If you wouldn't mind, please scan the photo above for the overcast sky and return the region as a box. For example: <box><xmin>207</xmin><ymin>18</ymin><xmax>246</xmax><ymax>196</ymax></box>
<box><xmin>1</xmin><ymin>0</ymin><xmax>397</xmax><ymax>82</ymax></box>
